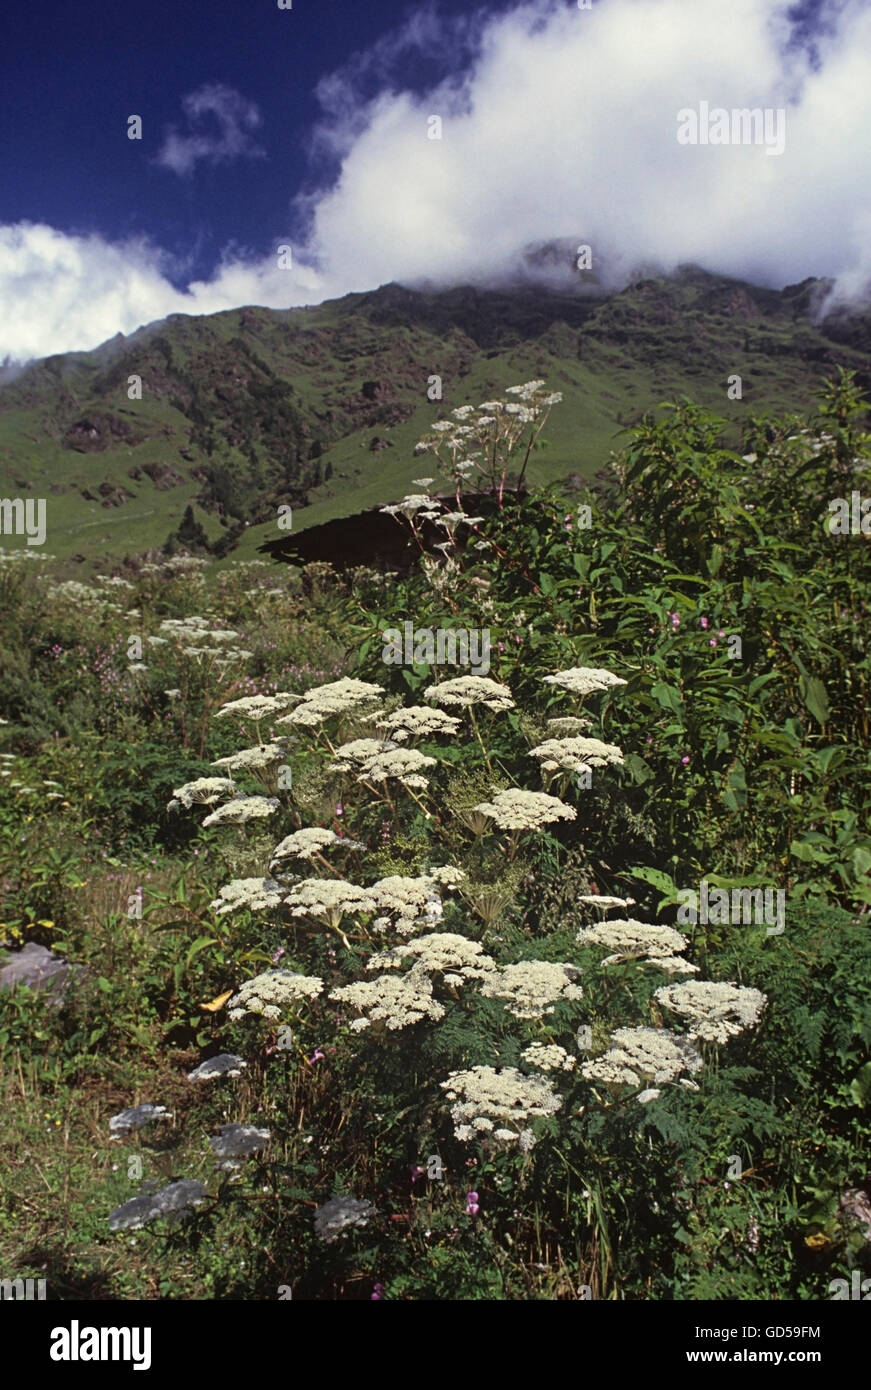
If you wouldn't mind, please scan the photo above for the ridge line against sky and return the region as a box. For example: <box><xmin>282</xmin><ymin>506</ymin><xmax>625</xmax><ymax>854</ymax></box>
<box><xmin>1</xmin><ymin>0</ymin><xmax>869</xmax><ymax>365</ymax></box>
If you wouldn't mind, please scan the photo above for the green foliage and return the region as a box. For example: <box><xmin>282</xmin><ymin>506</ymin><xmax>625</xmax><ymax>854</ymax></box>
<box><xmin>1</xmin><ymin>375</ymin><xmax>870</xmax><ymax>1303</ymax></box>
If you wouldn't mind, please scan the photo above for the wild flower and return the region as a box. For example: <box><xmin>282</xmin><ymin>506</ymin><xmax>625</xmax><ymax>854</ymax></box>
<box><xmin>109</xmin><ymin>1104</ymin><xmax>170</xmax><ymax>1136</ymax></box>
<box><xmin>364</xmin><ymin>869</ymin><xmax>465</xmax><ymax>935</ymax></box>
<box><xmin>329</xmin><ymin>962</ymin><xmax>445</xmax><ymax>1031</ymax></box>
<box><xmin>542</xmin><ymin>666</ymin><xmax>627</xmax><ymax>698</ymax></box>
<box><xmin>211</xmin><ymin>743</ymin><xmax>286</xmax><ymax>773</ymax></box>
<box><xmin>214</xmin><ymin>694</ymin><xmax>298</xmax><ymax>723</ymax></box>
<box><xmin>187</xmin><ymin>1054</ymin><xmax>247</xmax><ymax>1082</ymax></box>
<box><xmin>581</xmin><ymin>1027</ymin><xmax>703</xmax><ymax>1089</ymax></box>
<box><xmin>109</xmin><ymin>1180</ymin><xmax>208</xmax><ymax>1232</ymax></box>
<box><xmin>373</xmin><ymin>706</ymin><xmax>462</xmax><ymax>742</ymax></box>
<box><xmin>228</xmin><ymin>969</ymin><xmax>324</xmax><ymax>1020</ymax></box>
<box><xmin>270</xmin><ymin>827</ymin><xmax>363</xmax><ymax>865</ymax></box>
<box><xmin>314</xmin><ymin>1196</ymin><xmax>377</xmax><ymax>1243</ymax></box>
<box><xmin>210</xmin><ymin>878</ymin><xmax>285</xmax><ymax>915</ymax></box>
<box><xmin>329</xmin><ymin>738</ymin><xmax>395</xmax><ymax>771</ymax></box>
<box><xmin>366</xmin><ymin>932</ymin><xmax>496</xmax><ymax>981</ymax></box>
<box><xmin>283</xmin><ymin>878</ymin><xmax>373</xmax><ymax>933</ymax></box>
<box><xmin>424</xmin><ymin>676</ymin><xmax>514</xmax><ymax>711</ymax></box>
<box><xmin>168</xmin><ymin>777</ymin><xmax>236</xmax><ymax>811</ymax></box>
<box><xmin>527</xmin><ymin>739</ymin><xmax>595</xmax><ymax>776</ymax></box>
<box><xmin>576</xmin><ymin>919</ymin><xmax>690</xmax><ymax>960</ymax></box>
<box><xmin>654</xmin><ymin>980</ymin><xmax>767</xmax><ymax>1042</ymax></box>
<box><xmin>521</xmin><ymin>1042</ymin><xmax>576</xmax><ymax>1072</ymax></box>
<box><xmin>440</xmin><ymin>1065</ymin><xmax>562</xmax><ymax>1146</ymax></box>
<box><xmin>473</xmin><ymin>788</ymin><xmax>576</xmax><ymax>831</ymax></box>
<box><xmin>357</xmin><ymin>746</ymin><xmax>437</xmax><ymax>789</ymax></box>
<box><xmin>202</xmin><ymin>796</ymin><xmax>280</xmax><ymax>826</ymax></box>
<box><xmin>276</xmin><ymin>678</ymin><xmax>385</xmax><ymax>727</ymax></box>
<box><xmin>210</xmin><ymin>1123</ymin><xmax>271</xmax><ymax>1168</ymax></box>
<box><xmin>480</xmin><ymin>960</ymin><xmax>583</xmax><ymax>1018</ymax></box>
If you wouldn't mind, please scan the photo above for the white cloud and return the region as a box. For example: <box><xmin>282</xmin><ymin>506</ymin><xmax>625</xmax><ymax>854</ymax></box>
<box><xmin>1</xmin><ymin>0</ymin><xmax>870</xmax><ymax>363</ymax></box>
<box><xmin>155</xmin><ymin>83</ymin><xmax>266</xmax><ymax>176</ymax></box>
<box><xmin>0</xmin><ymin>223</ymin><xmax>325</xmax><ymax>362</ymax></box>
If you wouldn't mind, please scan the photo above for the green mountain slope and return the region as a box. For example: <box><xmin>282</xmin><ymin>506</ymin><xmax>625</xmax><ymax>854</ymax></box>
<box><xmin>1</xmin><ymin>266</ymin><xmax>868</xmax><ymax>570</ymax></box>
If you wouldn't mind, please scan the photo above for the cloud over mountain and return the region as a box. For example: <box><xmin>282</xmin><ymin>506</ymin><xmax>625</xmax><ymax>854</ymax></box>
<box><xmin>2</xmin><ymin>0</ymin><xmax>870</xmax><ymax>362</ymax></box>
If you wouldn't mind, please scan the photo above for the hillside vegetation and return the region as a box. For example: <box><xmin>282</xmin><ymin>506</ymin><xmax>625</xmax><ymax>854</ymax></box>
<box><xmin>0</xmin><ymin>372</ymin><xmax>869</xmax><ymax>1301</ymax></box>
<box><xmin>2</xmin><ymin>268</ymin><xmax>870</xmax><ymax>568</ymax></box>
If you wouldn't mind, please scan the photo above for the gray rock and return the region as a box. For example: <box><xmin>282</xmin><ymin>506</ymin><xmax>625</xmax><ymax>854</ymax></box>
<box><xmin>109</xmin><ymin>1104</ymin><xmax>171</xmax><ymax>1136</ymax></box>
<box><xmin>109</xmin><ymin>1179</ymin><xmax>208</xmax><ymax>1232</ymax></box>
<box><xmin>187</xmin><ymin>1053</ymin><xmax>247</xmax><ymax>1083</ymax></box>
<box><xmin>0</xmin><ymin>942</ymin><xmax>84</xmax><ymax>1001</ymax></box>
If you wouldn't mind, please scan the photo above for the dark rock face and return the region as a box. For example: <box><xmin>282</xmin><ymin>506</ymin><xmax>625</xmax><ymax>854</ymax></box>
<box><xmin>62</xmin><ymin>413</ymin><xmax>143</xmax><ymax>453</ymax></box>
<box><xmin>259</xmin><ymin>491</ymin><xmax>528</xmax><ymax>574</ymax></box>
<box><xmin>0</xmin><ymin>942</ymin><xmax>85</xmax><ymax>1001</ymax></box>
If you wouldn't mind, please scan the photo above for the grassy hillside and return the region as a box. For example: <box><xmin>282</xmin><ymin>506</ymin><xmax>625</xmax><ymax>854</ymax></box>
<box><xmin>1</xmin><ymin>267</ymin><xmax>869</xmax><ymax>571</ymax></box>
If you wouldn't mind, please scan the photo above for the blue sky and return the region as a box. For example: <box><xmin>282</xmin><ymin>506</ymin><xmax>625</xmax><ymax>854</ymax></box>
<box><xmin>2</xmin><ymin>0</ymin><xmax>499</xmax><ymax>287</ymax></box>
<box><xmin>1</xmin><ymin>0</ymin><xmax>868</xmax><ymax>362</ymax></box>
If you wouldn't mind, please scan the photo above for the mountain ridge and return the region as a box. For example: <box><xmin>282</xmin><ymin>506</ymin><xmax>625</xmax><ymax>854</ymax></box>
<box><xmin>1</xmin><ymin>267</ymin><xmax>869</xmax><ymax>569</ymax></box>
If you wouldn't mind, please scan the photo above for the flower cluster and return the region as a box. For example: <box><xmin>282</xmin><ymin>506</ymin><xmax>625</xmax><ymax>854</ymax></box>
<box><xmin>329</xmin><ymin>963</ymin><xmax>445</xmax><ymax>1031</ymax></box>
<box><xmin>210</xmin><ymin>878</ymin><xmax>285</xmax><ymax>915</ymax></box>
<box><xmin>424</xmin><ymin>676</ymin><xmax>515</xmax><ymax>711</ymax></box>
<box><xmin>314</xmin><ymin>1196</ymin><xmax>377</xmax><ymax>1243</ymax></box>
<box><xmin>270</xmin><ymin>827</ymin><xmax>363</xmax><ymax>865</ymax></box>
<box><xmin>577</xmin><ymin>919</ymin><xmax>698</xmax><ymax>973</ymax></box>
<box><xmin>228</xmin><ymin>969</ymin><xmax>324</xmax><ymax>1020</ymax></box>
<box><xmin>440</xmin><ymin>1065</ymin><xmax>562</xmax><ymax>1148</ymax></box>
<box><xmin>277</xmin><ymin>678</ymin><xmax>384</xmax><ymax>728</ymax></box>
<box><xmin>654</xmin><ymin>981</ymin><xmax>767</xmax><ymax>1042</ymax></box>
<box><xmin>581</xmin><ymin>1027</ymin><xmax>703</xmax><ymax>1090</ymax></box>
<box><xmin>366</xmin><ymin>932</ymin><xmax>496</xmax><ymax>984</ymax></box>
<box><xmin>521</xmin><ymin>1042</ymin><xmax>577</xmax><ymax>1073</ymax></box>
<box><xmin>480</xmin><ymin>961</ymin><xmax>583</xmax><ymax>1018</ymax></box>
<box><xmin>542</xmin><ymin>667</ymin><xmax>628</xmax><ymax>698</ymax></box>
<box><xmin>473</xmin><ymin>788</ymin><xmax>577</xmax><ymax>831</ymax></box>
<box><xmin>202</xmin><ymin>795</ymin><xmax>280</xmax><ymax>826</ymax></box>
<box><xmin>168</xmin><ymin>777</ymin><xmax>236</xmax><ymax>811</ymax></box>
<box><xmin>373</xmin><ymin>705</ymin><xmax>461</xmax><ymax>742</ymax></box>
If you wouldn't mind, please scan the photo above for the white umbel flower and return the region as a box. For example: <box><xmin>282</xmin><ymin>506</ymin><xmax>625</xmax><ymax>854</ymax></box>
<box><xmin>577</xmin><ymin>919</ymin><xmax>689</xmax><ymax>959</ymax></box>
<box><xmin>270</xmin><ymin>828</ymin><xmax>363</xmax><ymax>865</ymax></box>
<box><xmin>210</xmin><ymin>878</ymin><xmax>285</xmax><ymax>915</ymax></box>
<box><xmin>329</xmin><ymin>738</ymin><xmax>395</xmax><ymax>771</ymax></box>
<box><xmin>440</xmin><ymin>1065</ymin><xmax>562</xmax><ymax>1146</ymax></box>
<box><xmin>521</xmin><ymin>1042</ymin><xmax>576</xmax><ymax>1073</ymax></box>
<box><xmin>542</xmin><ymin>667</ymin><xmax>627</xmax><ymax>698</ymax></box>
<box><xmin>366</xmin><ymin>933</ymin><xmax>496</xmax><ymax>981</ymax></box>
<box><xmin>581</xmin><ymin>1027</ymin><xmax>703</xmax><ymax>1088</ymax></box>
<box><xmin>373</xmin><ymin>706</ymin><xmax>461</xmax><ymax>742</ymax></box>
<box><xmin>284</xmin><ymin>877</ymin><xmax>373</xmax><ymax>927</ymax></box>
<box><xmin>329</xmin><ymin>962</ymin><xmax>444</xmax><ymax>1031</ymax></box>
<box><xmin>424</xmin><ymin>676</ymin><xmax>514</xmax><ymax>711</ymax></box>
<box><xmin>276</xmin><ymin>679</ymin><xmax>384</xmax><ymax>728</ymax></box>
<box><xmin>473</xmin><ymin>788</ymin><xmax>576</xmax><ymax>831</ymax></box>
<box><xmin>168</xmin><ymin>777</ymin><xmax>236</xmax><ymax>811</ymax></box>
<box><xmin>358</xmin><ymin>746</ymin><xmax>437</xmax><ymax>788</ymax></box>
<box><xmin>314</xmin><ymin>1196</ymin><xmax>376</xmax><ymax>1243</ymax></box>
<box><xmin>654</xmin><ymin>981</ymin><xmax>767</xmax><ymax>1042</ymax></box>
<box><xmin>228</xmin><ymin>969</ymin><xmax>324</xmax><ymax>1020</ymax></box>
<box><xmin>214</xmin><ymin>693</ymin><xmax>298</xmax><ymax>722</ymax></box>
<box><xmin>211</xmin><ymin>743</ymin><xmax>286</xmax><ymax>773</ymax></box>
<box><xmin>530</xmin><ymin>736</ymin><xmax>623</xmax><ymax>770</ymax></box>
<box><xmin>366</xmin><ymin>869</ymin><xmax>465</xmax><ymax>935</ymax></box>
<box><xmin>202</xmin><ymin>795</ymin><xmax>279</xmax><ymax>826</ymax></box>
<box><xmin>480</xmin><ymin>960</ymin><xmax>583</xmax><ymax>1018</ymax></box>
